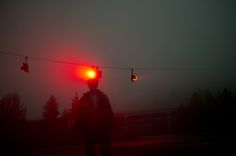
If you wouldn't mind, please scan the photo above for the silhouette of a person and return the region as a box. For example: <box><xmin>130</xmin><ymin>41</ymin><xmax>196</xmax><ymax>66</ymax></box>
<box><xmin>77</xmin><ymin>78</ymin><xmax>114</xmax><ymax>156</ymax></box>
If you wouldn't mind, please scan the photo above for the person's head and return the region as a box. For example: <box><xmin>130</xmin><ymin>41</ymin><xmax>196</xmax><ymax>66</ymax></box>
<box><xmin>86</xmin><ymin>78</ymin><xmax>99</xmax><ymax>91</ymax></box>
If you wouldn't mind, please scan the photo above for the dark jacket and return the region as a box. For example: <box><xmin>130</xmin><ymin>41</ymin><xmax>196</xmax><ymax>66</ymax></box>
<box><xmin>77</xmin><ymin>89</ymin><xmax>114</xmax><ymax>133</ymax></box>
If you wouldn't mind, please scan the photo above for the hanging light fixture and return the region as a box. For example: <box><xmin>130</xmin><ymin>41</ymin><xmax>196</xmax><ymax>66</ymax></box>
<box><xmin>20</xmin><ymin>56</ymin><xmax>29</xmax><ymax>73</ymax></box>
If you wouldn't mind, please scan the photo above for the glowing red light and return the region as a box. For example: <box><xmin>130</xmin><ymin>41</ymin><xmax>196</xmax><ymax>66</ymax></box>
<box><xmin>86</xmin><ymin>69</ymin><xmax>97</xmax><ymax>79</ymax></box>
<box><xmin>75</xmin><ymin>66</ymin><xmax>101</xmax><ymax>81</ymax></box>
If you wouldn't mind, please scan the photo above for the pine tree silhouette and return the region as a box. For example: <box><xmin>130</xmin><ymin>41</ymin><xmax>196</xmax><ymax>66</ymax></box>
<box><xmin>71</xmin><ymin>92</ymin><xmax>79</xmax><ymax>114</ymax></box>
<box><xmin>69</xmin><ymin>92</ymin><xmax>80</xmax><ymax>129</ymax></box>
<box><xmin>0</xmin><ymin>93</ymin><xmax>26</xmax><ymax>151</ymax></box>
<box><xmin>43</xmin><ymin>95</ymin><xmax>59</xmax><ymax>122</ymax></box>
<box><xmin>0</xmin><ymin>93</ymin><xmax>26</xmax><ymax>128</ymax></box>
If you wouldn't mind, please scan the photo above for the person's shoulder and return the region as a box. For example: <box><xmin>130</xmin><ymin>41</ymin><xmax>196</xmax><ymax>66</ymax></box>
<box><xmin>79</xmin><ymin>91</ymin><xmax>90</xmax><ymax>101</ymax></box>
<box><xmin>95</xmin><ymin>89</ymin><xmax>107</xmax><ymax>97</ymax></box>
<box><xmin>83</xmin><ymin>91</ymin><xmax>91</xmax><ymax>96</ymax></box>
<box><xmin>81</xmin><ymin>89</ymin><xmax>107</xmax><ymax>98</ymax></box>
<box><xmin>96</xmin><ymin>90</ymin><xmax>110</xmax><ymax>103</ymax></box>
<box><xmin>80</xmin><ymin>91</ymin><xmax>90</xmax><ymax>99</ymax></box>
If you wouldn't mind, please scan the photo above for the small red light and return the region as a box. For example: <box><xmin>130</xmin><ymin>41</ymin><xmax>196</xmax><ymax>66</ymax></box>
<box><xmin>75</xmin><ymin>66</ymin><xmax>101</xmax><ymax>81</ymax></box>
<box><xmin>86</xmin><ymin>69</ymin><xmax>97</xmax><ymax>79</ymax></box>
<box><xmin>131</xmin><ymin>74</ymin><xmax>138</xmax><ymax>82</ymax></box>
<box><xmin>131</xmin><ymin>68</ymin><xmax>138</xmax><ymax>82</ymax></box>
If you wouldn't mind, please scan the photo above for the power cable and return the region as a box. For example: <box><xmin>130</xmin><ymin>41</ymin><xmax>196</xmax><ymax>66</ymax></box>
<box><xmin>0</xmin><ymin>50</ymin><xmax>225</xmax><ymax>71</ymax></box>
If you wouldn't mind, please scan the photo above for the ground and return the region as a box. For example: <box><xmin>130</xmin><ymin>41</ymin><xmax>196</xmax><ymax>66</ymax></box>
<box><xmin>13</xmin><ymin>134</ymin><xmax>233</xmax><ymax>156</ymax></box>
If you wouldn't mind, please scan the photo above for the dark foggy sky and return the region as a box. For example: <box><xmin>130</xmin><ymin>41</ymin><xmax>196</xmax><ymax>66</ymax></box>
<box><xmin>1</xmin><ymin>0</ymin><xmax>236</xmax><ymax>120</ymax></box>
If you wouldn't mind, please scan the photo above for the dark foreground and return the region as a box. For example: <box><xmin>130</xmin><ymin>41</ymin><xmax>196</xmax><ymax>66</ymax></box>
<box><xmin>4</xmin><ymin>135</ymin><xmax>234</xmax><ymax>156</ymax></box>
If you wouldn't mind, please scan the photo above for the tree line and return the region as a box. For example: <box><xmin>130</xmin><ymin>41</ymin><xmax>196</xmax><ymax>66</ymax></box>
<box><xmin>0</xmin><ymin>88</ymin><xmax>235</xmax><ymax>153</ymax></box>
<box><xmin>173</xmin><ymin>88</ymin><xmax>236</xmax><ymax>135</ymax></box>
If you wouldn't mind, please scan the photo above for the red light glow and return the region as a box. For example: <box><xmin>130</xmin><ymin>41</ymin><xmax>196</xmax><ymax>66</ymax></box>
<box><xmin>86</xmin><ymin>69</ymin><xmax>97</xmax><ymax>79</ymax></box>
<box><xmin>75</xmin><ymin>67</ymin><xmax>98</xmax><ymax>81</ymax></box>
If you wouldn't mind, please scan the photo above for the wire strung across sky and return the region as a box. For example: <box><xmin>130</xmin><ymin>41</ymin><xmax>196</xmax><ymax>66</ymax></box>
<box><xmin>0</xmin><ymin>50</ymin><xmax>133</xmax><ymax>70</ymax></box>
<box><xmin>0</xmin><ymin>50</ymin><xmax>222</xmax><ymax>71</ymax></box>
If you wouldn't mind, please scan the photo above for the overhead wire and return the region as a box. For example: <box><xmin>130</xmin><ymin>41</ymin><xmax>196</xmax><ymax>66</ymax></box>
<box><xmin>0</xmin><ymin>50</ymin><xmax>221</xmax><ymax>71</ymax></box>
<box><xmin>0</xmin><ymin>51</ymin><xmax>138</xmax><ymax>70</ymax></box>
